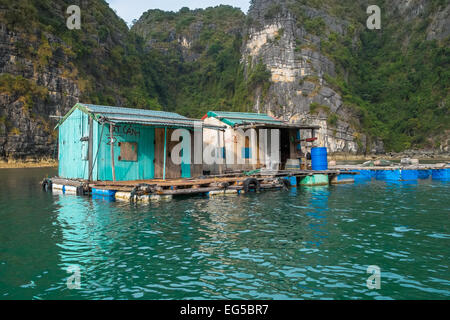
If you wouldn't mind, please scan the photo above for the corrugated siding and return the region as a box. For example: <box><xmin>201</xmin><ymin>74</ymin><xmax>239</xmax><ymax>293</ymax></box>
<box><xmin>58</xmin><ymin>109</ymin><xmax>90</xmax><ymax>179</ymax></box>
<box><xmin>57</xmin><ymin>103</ymin><xmax>201</xmax><ymax>181</ymax></box>
<box><xmin>207</xmin><ymin>111</ymin><xmax>283</xmax><ymax>126</ymax></box>
<box><xmin>83</xmin><ymin>104</ymin><xmax>188</xmax><ymax>120</ymax></box>
<box><xmin>95</xmin><ymin>123</ymin><xmax>155</xmax><ymax>181</ymax></box>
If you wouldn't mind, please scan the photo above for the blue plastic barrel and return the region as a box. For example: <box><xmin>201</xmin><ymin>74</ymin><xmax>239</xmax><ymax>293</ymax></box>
<box><xmin>358</xmin><ymin>170</ymin><xmax>375</xmax><ymax>180</ymax></box>
<box><xmin>401</xmin><ymin>170</ymin><xmax>419</xmax><ymax>181</ymax></box>
<box><xmin>92</xmin><ymin>188</ymin><xmax>117</xmax><ymax>198</ymax></box>
<box><xmin>418</xmin><ymin>170</ymin><xmax>431</xmax><ymax>179</ymax></box>
<box><xmin>376</xmin><ymin>169</ymin><xmax>401</xmax><ymax>181</ymax></box>
<box><xmin>311</xmin><ymin>147</ymin><xmax>328</xmax><ymax>170</ymax></box>
<box><xmin>432</xmin><ymin>169</ymin><xmax>449</xmax><ymax>180</ymax></box>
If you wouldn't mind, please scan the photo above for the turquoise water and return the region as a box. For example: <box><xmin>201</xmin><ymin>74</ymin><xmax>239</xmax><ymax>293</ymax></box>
<box><xmin>0</xmin><ymin>168</ymin><xmax>449</xmax><ymax>300</ymax></box>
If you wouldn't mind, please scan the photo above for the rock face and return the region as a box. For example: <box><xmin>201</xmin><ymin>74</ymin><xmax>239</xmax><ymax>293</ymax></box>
<box><xmin>241</xmin><ymin>0</ymin><xmax>368</xmax><ymax>154</ymax></box>
<box><xmin>0</xmin><ymin>26</ymin><xmax>79</xmax><ymax>159</ymax></box>
<box><xmin>0</xmin><ymin>0</ymin><xmax>448</xmax><ymax>159</ymax></box>
<box><xmin>0</xmin><ymin>0</ymin><xmax>154</xmax><ymax>160</ymax></box>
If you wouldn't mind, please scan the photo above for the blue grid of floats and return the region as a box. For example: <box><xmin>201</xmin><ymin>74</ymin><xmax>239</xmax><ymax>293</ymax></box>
<box><xmin>51</xmin><ymin>166</ymin><xmax>449</xmax><ymax>202</ymax></box>
<box><xmin>337</xmin><ymin>167</ymin><xmax>450</xmax><ymax>182</ymax></box>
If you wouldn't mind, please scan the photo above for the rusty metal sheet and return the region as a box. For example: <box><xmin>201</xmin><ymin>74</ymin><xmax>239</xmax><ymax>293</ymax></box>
<box><xmin>118</xmin><ymin>142</ymin><xmax>138</xmax><ymax>162</ymax></box>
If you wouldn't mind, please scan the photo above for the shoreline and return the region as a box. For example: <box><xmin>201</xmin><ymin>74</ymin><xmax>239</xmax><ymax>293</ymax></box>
<box><xmin>1</xmin><ymin>153</ymin><xmax>448</xmax><ymax>169</ymax></box>
<box><xmin>328</xmin><ymin>154</ymin><xmax>450</xmax><ymax>162</ymax></box>
<box><xmin>0</xmin><ymin>159</ymin><xmax>58</xmax><ymax>169</ymax></box>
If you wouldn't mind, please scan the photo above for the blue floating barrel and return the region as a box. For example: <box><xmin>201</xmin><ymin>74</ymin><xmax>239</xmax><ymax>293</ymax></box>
<box><xmin>401</xmin><ymin>169</ymin><xmax>419</xmax><ymax>181</ymax></box>
<box><xmin>376</xmin><ymin>169</ymin><xmax>400</xmax><ymax>181</ymax></box>
<box><xmin>283</xmin><ymin>176</ymin><xmax>298</xmax><ymax>187</ymax></box>
<box><xmin>359</xmin><ymin>170</ymin><xmax>375</xmax><ymax>180</ymax></box>
<box><xmin>311</xmin><ymin>147</ymin><xmax>328</xmax><ymax>171</ymax></box>
<box><xmin>92</xmin><ymin>188</ymin><xmax>117</xmax><ymax>198</ymax></box>
<box><xmin>418</xmin><ymin>170</ymin><xmax>431</xmax><ymax>179</ymax></box>
<box><xmin>375</xmin><ymin>170</ymin><xmax>385</xmax><ymax>180</ymax></box>
<box><xmin>432</xmin><ymin>169</ymin><xmax>449</xmax><ymax>180</ymax></box>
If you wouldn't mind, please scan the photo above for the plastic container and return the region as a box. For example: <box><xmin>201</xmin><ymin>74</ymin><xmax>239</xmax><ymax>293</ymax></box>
<box><xmin>401</xmin><ymin>169</ymin><xmax>419</xmax><ymax>181</ymax></box>
<box><xmin>432</xmin><ymin>169</ymin><xmax>449</xmax><ymax>180</ymax></box>
<box><xmin>311</xmin><ymin>147</ymin><xmax>328</xmax><ymax>171</ymax></box>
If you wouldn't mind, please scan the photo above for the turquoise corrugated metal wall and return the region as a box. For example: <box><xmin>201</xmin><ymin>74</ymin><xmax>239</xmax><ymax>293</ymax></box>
<box><xmin>59</xmin><ymin>111</ymin><xmax>156</xmax><ymax>181</ymax></box>
<box><xmin>95</xmin><ymin>123</ymin><xmax>155</xmax><ymax>181</ymax></box>
<box><xmin>58</xmin><ymin>109</ymin><xmax>90</xmax><ymax>179</ymax></box>
<box><xmin>181</xmin><ymin>145</ymin><xmax>191</xmax><ymax>178</ymax></box>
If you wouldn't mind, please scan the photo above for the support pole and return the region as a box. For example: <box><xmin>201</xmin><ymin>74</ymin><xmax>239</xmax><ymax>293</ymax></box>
<box><xmin>110</xmin><ymin>124</ymin><xmax>116</xmax><ymax>182</ymax></box>
<box><xmin>88</xmin><ymin>117</ymin><xmax>93</xmax><ymax>181</ymax></box>
<box><xmin>222</xmin><ymin>130</ymin><xmax>226</xmax><ymax>172</ymax></box>
<box><xmin>217</xmin><ymin>129</ymin><xmax>223</xmax><ymax>175</ymax></box>
<box><xmin>163</xmin><ymin>127</ymin><xmax>167</xmax><ymax>180</ymax></box>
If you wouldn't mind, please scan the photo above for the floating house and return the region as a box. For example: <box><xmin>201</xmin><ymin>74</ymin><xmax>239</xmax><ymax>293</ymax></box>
<box><xmin>202</xmin><ymin>111</ymin><xmax>320</xmax><ymax>174</ymax></box>
<box><xmin>55</xmin><ymin>103</ymin><xmax>222</xmax><ymax>181</ymax></box>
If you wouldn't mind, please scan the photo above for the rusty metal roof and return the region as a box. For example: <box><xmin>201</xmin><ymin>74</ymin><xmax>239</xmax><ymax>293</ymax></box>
<box><xmin>56</xmin><ymin>103</ymin><xmax>225</xmax><ymax>130</ymax></box>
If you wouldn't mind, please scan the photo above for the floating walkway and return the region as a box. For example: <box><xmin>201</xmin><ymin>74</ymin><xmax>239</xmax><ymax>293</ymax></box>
<box><xmin>43</xmin><ymin>170</ymin><xmax>357</xmax><ymax>202</ymax></box>
<box><xmin>331</xmin><ymin>164</ymin><xmax>450</xmax><ymax>182</ymax></box>
<box><xmin>42</xmin><ymin>164</ymin><xmax>449</xmax><ymax>203</ymax></box>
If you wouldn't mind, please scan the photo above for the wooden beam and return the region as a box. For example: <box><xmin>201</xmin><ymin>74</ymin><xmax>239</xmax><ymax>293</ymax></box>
<box><xmin>88</xmin><ymin>117</ymin><xmax>93</xmax><ymax>181</ymax></box>
<box><xmin>217</xmin><ymin>130</ymin><xmax>223</xmax><ymax>175</ymax></box>
<box><xmin>110</xmin><ymin>124</ymin><xmax>116</xmax><ymax>182</ymax></box>
<box><xmin>222</xmin><ymin>130</ymin><xmax>227</xmax><ymax>172</ymax></box>
<box><xmin>163</xmin><ymin>127</ymin><xmax>167</xmax><ymax>180</ymax></box>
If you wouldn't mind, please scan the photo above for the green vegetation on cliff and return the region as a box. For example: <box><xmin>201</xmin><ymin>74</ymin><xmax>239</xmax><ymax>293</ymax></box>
<box><xmin>1</xmin><ymin>0</ymin><xmax>448</xmax><ymax>154</ymax></box>
<box><xmin>131</xmin><ymin>6</ymin><xmax>271</xmax><ymax>117</ymax></box>
<box><xmin>1</xmin><ymin>0</ymin><xmax>163</xmax><ymax>110</ymax></box>
<box><xmin>288</xmin><ymin>0</ymin><xmax>450</xmax><ymax>151</ymax></box>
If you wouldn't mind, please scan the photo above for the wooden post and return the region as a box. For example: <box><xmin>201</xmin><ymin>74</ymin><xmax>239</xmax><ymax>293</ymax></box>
<box><xmin>163</xmin><ymin>127</ymin><xmax>167</xmax><ymax>180</ymax></box>
<box><xmin>110</xmin><ymin>123</ymin><xmax>116</xmax><ymax>182</ymax></box>
<box><xmin>222</xmin><ymin>130</ymin><xmax>226</xmax><ymax>172</ymax></box>
<box><xmin>217</xmin><ymin>130</ymin><xmax>223</xmax><ymax>175</ymax></box>
<box><xmin>88</xmin><ymin>117</ymin><xmax>93</xmax><ymax>181</ymax></box>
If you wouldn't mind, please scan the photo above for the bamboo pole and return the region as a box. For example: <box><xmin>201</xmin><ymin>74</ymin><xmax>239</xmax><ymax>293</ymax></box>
<box><xmin>110</xmin><ymin>124</ymin><xmax>116</xmax><ymax>182</ymax></box>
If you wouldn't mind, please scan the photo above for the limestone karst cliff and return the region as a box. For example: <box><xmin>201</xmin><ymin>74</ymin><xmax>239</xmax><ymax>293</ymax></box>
<box><xmin>0</xmin><ymin>0</ymin><xmax>448</xmax><ymax>159</ymax></box>
<box><xmin>240</xmin><ymin>0</ymin><xmax>449</xmax><ymax>153</ymax></box>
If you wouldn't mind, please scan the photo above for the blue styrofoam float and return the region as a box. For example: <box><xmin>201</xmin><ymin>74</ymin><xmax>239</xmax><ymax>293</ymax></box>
<box><xmin>432</xmin><ymin>169</ymin><xmax>449</xmax><ymax>180</ymax></box>
<box><xmin>418</xmin><ymin>170</ymin><xmax>431</xmax><ymax>179</ymax></box>
<box><xmin>376</xmin><ymin>169</ymin><xmax>401</xmax><ymax>181</ymax></box>
<box><xmin>401</xmin><ymin>169</ymin><xmax>419</xmax><ymax>181</ymax></box>
<box><xmin>283</xmin><ymin>176</ymin><xmax>298</xmax><ymax>187</ymax></box>
<box><xmin>92</xmin><ymin>188</ymin><xmax>117</xmax><ymax>198</ymax></box>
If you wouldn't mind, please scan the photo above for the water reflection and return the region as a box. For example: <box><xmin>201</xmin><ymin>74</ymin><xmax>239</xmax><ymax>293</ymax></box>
<box><xmin>0</xmin><ymin>168</ymin><xmax>449</xmax><ymax>299</ymax></box>
<box><xmin>301</xmin><ymin>186</ymin><xmax>330</xmax><ymax>249</ymax></box>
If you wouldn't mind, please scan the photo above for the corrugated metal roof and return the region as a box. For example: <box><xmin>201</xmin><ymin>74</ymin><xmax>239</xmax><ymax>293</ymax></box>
<box><xmin>56</xmin><ymin>103</ymin><xmax>225</xmax><ymax>130</ymax></box>
<box><xmin>83</xmin><ymin>103</ymin><xmax>188</xmax><ymax>120</ymax></box>
<box><xmin>205</xmin><ymin>111</ymin><xmax>284</xmax><ymax>127</ymax></box>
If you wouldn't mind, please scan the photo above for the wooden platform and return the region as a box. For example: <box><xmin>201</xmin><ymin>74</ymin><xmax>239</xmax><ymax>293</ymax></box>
<box><xmin>47</xmin><ymin>169</ymin><xmax>360</xmax><ymax>199</ymax></box>
<box><xmin>90</xmin><ymin>170</ymin><xmax>346</xmax><ymax>192</ymax></box>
